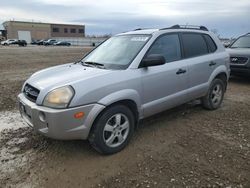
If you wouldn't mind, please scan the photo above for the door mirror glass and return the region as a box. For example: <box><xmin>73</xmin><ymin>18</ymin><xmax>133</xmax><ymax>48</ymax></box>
<box><xmin>141</xmin><ymin>54</ymin><xmax>165</xmax><ymax>67</ymax></box>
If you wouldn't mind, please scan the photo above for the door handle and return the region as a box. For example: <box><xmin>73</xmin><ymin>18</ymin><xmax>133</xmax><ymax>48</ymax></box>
<box><xmin>176</xmin><ymin>69</ymin><xmax>187</xmax><ymax>75</ymax></box>
<box><xmin>209</xmin><ymin>61</ymin><xmax>216</xmax><ymax>66</ymax></box>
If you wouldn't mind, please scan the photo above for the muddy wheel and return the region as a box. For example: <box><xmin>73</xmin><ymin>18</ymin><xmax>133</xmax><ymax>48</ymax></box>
<box><xmin>202</xmin><ymin>78</ymin><xmax>225</xmax><ymax>110</ymax></box>
<box><xmin>88</xmin><ymin>105</ymin><xmax>135</xmax><ymax>155</ymax></box>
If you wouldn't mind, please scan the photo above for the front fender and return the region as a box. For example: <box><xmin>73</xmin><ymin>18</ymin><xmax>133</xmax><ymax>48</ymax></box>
<box><xmin>98</xmin><ymin>89</ymin><xmax>143</xmax><ymax>118</ymax></box>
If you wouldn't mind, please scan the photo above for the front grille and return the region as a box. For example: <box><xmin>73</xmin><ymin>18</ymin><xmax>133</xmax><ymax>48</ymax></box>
<box><xmin>230</xmin><ymin>57</ymin><xmax>248</xmax><ymax>64</ymax></box>
<box><xmin>23</xmin><ymin>84</ymin><xmax>40</xmax><ymax>102</ymax></box>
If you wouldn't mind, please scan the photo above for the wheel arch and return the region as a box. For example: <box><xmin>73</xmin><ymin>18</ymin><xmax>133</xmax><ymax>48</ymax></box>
<box><xmin>214</xmin><ymin>72</ymin><xmax>228</xmax><ymax>91</ymax></box>
<box><xmin>88</xmin><ymin>98</ymin><xmax>140</xmax><ymax>140</ymax></box>
<box><xmin>208</xmin><ymin>65</ymin><xmax>229</xmax><ymax>91</ymax></box>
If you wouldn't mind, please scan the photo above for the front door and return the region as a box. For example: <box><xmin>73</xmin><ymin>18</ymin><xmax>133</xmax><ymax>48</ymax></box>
<box><xmin>140</xmin><ymin>33</ymin><xmax>189</xmax><ymax>118</ymax></box>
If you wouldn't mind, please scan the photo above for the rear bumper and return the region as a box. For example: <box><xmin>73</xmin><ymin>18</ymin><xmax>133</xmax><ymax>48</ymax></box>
<box><xmin>18</xmin><ymin>93</ymin><xmax>105</xmax><ymax>140</ymax></box>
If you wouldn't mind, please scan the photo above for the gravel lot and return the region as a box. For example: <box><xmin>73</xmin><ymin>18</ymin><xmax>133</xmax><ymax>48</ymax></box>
<box><xmin>0</xmin><ymin>46</ymin><xmax>249</xmax><ymax>187</ymax></box>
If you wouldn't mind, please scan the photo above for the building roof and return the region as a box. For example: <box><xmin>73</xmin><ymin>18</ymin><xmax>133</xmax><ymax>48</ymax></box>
<box><xmin>2</xmin><ymin>20</ymin><xmax>84</xmax><ymax>27</ymax></box>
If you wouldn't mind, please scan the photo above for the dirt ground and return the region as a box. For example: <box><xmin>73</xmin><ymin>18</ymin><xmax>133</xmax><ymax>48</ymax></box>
<box><xmin>0</xmin><ymin>46</ymin><xmax>249</xmax><ymax>188</ymax></box>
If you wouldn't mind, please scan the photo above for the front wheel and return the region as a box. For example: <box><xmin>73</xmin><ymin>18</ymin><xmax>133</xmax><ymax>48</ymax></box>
<box><xmin>201</xmin><ymin>78</ymin><xmax>225</xmax><ymax>110</ymax></box>
<box><xmin>89</xmin><ymin>105</ymin><xmax>135</xmax><ymax>155</ymax></box>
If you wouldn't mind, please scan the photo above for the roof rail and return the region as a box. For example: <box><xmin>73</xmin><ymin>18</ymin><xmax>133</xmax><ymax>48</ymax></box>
<box><xmin>160</xmin><ymin>24</ymin><xmax>209</xmax><ymax>31</ymax></box>
<box><xmin>133</xmin><ymin>28</ymin><xmax>154</xmax><ymax>31</ymax></box>
<box><xmin>134</xmin><ymin>28</ymin><xmax>143</xmax><ymax>31</ymax></box>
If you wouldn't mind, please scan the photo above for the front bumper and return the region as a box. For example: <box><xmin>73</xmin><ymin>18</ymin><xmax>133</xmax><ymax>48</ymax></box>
<box><xmin>230</xmin><ymin>65</ymin><xmax>250</xmax><ymax>75</ymax></box>
<box><xmin>18</xmin><ymin>93</ymin><xmax>105</xmax><ymax>140</ymax></box>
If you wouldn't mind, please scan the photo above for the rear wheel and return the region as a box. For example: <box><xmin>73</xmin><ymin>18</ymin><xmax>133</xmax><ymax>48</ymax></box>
<box><xmin>89</xmin><ymin>105</ymin><xmax>135</xmax><ymax>154</ymax></box>
<box><xmin>201</xmin><ymin>78</ymin><xmax>225</xmax><ymax>110</ymax></box>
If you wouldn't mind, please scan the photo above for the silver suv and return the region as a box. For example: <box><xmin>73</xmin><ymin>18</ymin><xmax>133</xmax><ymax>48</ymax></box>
<box><xmin>226</xmin><ymin>33</ymin><xmax>250</xmax><ymax>76</ymax></box>
<box><xmin>18</xmin><ymin>25</ymin><xmax>230</xmax><ymax>154</ymax></box>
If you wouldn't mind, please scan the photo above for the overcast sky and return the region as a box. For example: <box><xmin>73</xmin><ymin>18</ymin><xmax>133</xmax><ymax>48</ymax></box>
<box><xmin>0</xmin><ymin>0</ymin><xmax>249</xmax><ymax>37</ymax></box>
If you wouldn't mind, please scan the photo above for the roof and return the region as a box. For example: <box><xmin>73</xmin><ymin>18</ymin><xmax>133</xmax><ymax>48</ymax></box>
<box><xmin>118</xmin><ymin>25</ymin><xmax>210</xmax><ymax>36</ymax></box>
<box><xmin>2</xmin><ymin>20</ymin><xmax>84</xmax><ymax>27</ymax></box>
<box><xmin>118</xmin><ymin>29</ymin><xmax>158</xmax><ymax>35</ymax></box>
<box><xmin>119</xmin><ymin>29</ymin><xmax>210</xmax><ymax>36</ymax></box>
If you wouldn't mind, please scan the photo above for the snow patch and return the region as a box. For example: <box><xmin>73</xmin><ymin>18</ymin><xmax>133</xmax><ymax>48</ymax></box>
<box><xmin>0</xmin><ymin>111</ymin><xmax>28</xmax><ymax>132</ymax></box>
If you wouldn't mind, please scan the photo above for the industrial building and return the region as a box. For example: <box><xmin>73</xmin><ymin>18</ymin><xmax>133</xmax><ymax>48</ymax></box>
<box><xmin>2</xmin><ymin>21</ymin><xmax>85</xmax><ymax>43</ymax></box>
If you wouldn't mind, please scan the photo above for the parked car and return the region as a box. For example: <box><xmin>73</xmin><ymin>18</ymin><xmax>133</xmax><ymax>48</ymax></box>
<box><xmin>54</xmin><ymin>41</ymin><xmax>71</xmax><ymax>46</ymax></box>
<box><xmin>31</xmin><ymin>40</ymin><xmax>40</xmax><ymax>45</ymax></box>
<box><xmin>18</xmin><ymin>25</ymin><xmax>230</xmax><ymax>154</ymax></box>
<box><xmin>226</xmin><ymin>33</ymin><xmax>250</xmax><ymax>76</ymax></box>
<box><xmin>0</xmin><ymin>37</ymin><xmax>5</xmax><ymax>42</ymax></box>
<box><xmin>222</xmin><ymin>41</ymin><xmax>231</xmax><ymax>48</ymax></box>
<box><xmin>1</xmin><ymin>39</ymin><xmax>18</xmax><ymax>45</ymax></box>
<box><xmin>37</xmin><ymin>39</ymin><xmax>46</xmax><ymax>45</ymax></box>
<box><xmin>12</xmin><ymin>40</ymin><xmax>27</xmax><ymax>47</ymax></box>
<box><xmin>43</xmin><ymin>39</ymin><xmax>57</xmax><ymax>46</ymax></box>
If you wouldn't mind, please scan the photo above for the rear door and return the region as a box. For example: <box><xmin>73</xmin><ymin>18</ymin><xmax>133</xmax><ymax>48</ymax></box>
<box><xmin>140</xmin><ymin>33</ymin><xmax>189</xmax><ymax>117</ymax></box>
<box><xmin>180</xmin><ymin>32</ymin><xmax>217</xmax><ymax>99</ymax></box>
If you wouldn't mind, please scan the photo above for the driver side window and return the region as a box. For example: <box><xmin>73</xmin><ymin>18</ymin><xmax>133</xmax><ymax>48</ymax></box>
<box><xmin>147</xmin><ymin>34</ymin><xmax>181</xmax><ymax>63</ymax></box>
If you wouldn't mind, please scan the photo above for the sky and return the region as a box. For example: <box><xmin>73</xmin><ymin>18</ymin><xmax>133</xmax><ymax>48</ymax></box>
<box><xmin>0</xmin><ymin>0</ymin><xmax>249</xmax><ymax>38</ymax></box>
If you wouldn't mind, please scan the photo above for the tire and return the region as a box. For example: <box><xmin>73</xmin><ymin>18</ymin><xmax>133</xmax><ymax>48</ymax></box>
<box><xmin>88</xmin><ymin>105</ymin><xmax>135</xmax><ymax>155</ymax></box>
<box><xmin>201</xmin><ymin>78</ymin><xmax>225</xmax><ymax>110</ymax></box>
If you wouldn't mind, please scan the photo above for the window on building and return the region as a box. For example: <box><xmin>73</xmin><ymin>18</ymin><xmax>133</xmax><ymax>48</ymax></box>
<box><xmin>70</xmin><ymin>28</ymin><xmax>76</xmax><ymax>33</ymax></box>
<box><xmin>53</xmin><ymin>28</ymin><xmax>59</xmax><ymax>32</ymax></box>
<box><xmin>79</xmin><ymin>29</ymin><xmax>84</xmax><ymax>33</ymax></box>
<box><xmin>64</xmin><ymin>28</ymin><xmax>68</xmax><ymax>33</ymax></box>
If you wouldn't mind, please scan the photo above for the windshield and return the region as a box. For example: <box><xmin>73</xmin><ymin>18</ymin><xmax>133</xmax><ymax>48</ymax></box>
<box><xmin>230</xmin><ymin>36</ymin><xmax>250</xmax><ymax>48</ymax></box>
<box><xmin>82</xmin><ymin>35</ymin><xmax>151</xmax><ymax>69</ymax></box>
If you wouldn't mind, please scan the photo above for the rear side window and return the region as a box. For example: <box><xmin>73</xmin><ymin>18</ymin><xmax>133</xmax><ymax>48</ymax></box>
<box><xmin>182</xmin><ymin>33</ymin><xmax>209</xmax><ymax>58</ymax></box>
<box><xmin>203</xmin><ymin>34</ymin><xmax>217</xmax><ymax>52</ymax></box>
<box><xmin>147</xmin><ymin>34</ymin><xmax>181</xmax><ymax>63</ymax></box>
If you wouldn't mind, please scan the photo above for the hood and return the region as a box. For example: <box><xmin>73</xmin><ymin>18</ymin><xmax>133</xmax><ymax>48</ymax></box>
<box><xmin>226</xmin><ymin>48</ymin><xmax>250</xmax><ymax>56</ymax></box>
<box><xmin>27</xmin><ymin>63</ymin><xmax>113</xmax><ymax>91</ymax></box>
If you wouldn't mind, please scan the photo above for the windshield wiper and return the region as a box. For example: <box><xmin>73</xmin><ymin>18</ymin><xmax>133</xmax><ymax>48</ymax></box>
<box><xmin>83</xmin><ymin>61</ymin><xmax>106</xmax><ymax>69</ymax></box>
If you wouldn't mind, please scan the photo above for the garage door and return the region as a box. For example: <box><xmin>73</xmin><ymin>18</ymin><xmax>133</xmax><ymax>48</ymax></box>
<box><xmin>18</xmin><ymin>31</ymin><xmax>31</xmax><ymax>43</ymax></box>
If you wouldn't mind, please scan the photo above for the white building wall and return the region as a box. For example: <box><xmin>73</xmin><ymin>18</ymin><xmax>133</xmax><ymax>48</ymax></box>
<box><xmin>18</xmin><ymin>31</ymin><xmax>32</xmax><ymax>43</ymax></box>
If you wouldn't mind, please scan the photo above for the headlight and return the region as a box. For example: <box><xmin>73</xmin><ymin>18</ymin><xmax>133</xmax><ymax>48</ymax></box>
<box><xmin>43</xmin><ymin>86</ymin><xmax>74</xmax><ymax>108</ymax></box>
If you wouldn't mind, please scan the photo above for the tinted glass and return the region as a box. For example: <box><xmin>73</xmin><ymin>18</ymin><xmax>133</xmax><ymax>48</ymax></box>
<box><xmin>203</xmin><ymin>34</ymin><xmax>217</xmax><ymax>52</ymax></box>
<box><xmin>71</xmin><ymin>29</ymin><xmax>76</xmax><ymax>33</ymax></box>
<box><xmin>147</xmin><ymin>34</ymin><xmax>181</xmax><ymax>63</ymax></box>
<box><xmin>52</xmin><ymin>28</ymin><xmax>59</xmax><ymax>32</ymax></box>
<box><xmin>182</xmin><ymin>33</ymin><xmax>209</xmax><ymax>58</ymax></box>
<box><xmin>231</xmin><ymin>36</ymin><xmax>250</xmax><ymax>48</ymax></box>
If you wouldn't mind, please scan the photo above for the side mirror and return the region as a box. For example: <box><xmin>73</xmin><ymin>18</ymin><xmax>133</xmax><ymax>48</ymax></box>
<box><xmin>141</xmin><ymin>54</ymin><xmax>166</xmax><ymax>68</ymax></box>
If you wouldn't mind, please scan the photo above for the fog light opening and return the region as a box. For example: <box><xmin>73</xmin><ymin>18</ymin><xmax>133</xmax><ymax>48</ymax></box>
<box><xmin>39</xmin><ymin>111</ymin><xmax>46</xmax><ymax>122</ymax></box>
